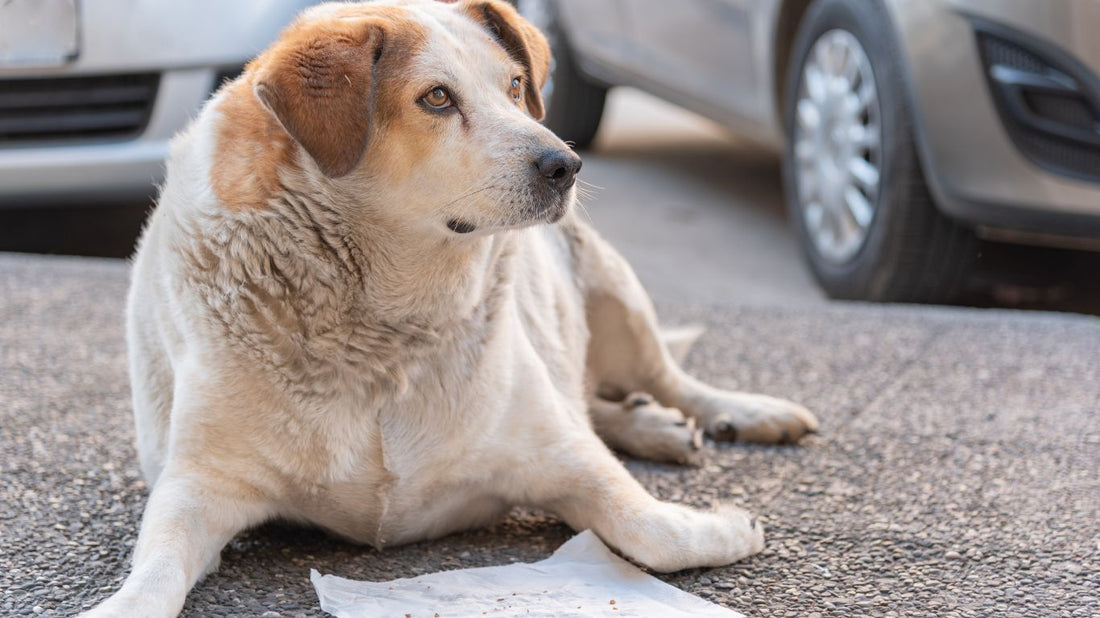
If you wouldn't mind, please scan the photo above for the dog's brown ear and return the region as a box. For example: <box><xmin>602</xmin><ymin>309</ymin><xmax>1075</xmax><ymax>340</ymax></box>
<box><xmin>253</xmin><ymin>19</ymin><xmax>384</xmax><ymax>178</ymax></box>
<box><xmin>463</xmin><ymin>1</ymin><xmax>552</xmax><ymax>120</ymax></box>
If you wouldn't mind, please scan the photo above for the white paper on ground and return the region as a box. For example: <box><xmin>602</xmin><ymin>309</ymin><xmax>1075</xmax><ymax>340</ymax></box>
<box><xmin>311</xmin><ymin>530</ymin><xmax>744</xmax><ymax>618</ymax></box>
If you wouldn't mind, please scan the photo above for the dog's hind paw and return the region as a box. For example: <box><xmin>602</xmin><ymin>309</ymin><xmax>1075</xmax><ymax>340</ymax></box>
<box><xmin>693</xmin><ymin>392</ymin><xmax>818</xmax><ymax>444</ymax></box>
<box><xmin>592</xmin><ymin>392</ymin><xmax>703</xmax><ymax>464</ymax></box>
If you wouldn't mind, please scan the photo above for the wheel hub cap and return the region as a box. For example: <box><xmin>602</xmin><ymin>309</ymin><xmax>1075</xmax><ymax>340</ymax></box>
<box><xmin>794</xmin><ymin>30</ymin><xmax>882</xmax><ymax>265</ymax></box>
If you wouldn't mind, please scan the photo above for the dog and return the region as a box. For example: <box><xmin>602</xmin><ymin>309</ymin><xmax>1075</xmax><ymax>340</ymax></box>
<box><xmin>85</xmin><ymin>1</ymin><xmax>818</xmax><ymax>615</ymax></box>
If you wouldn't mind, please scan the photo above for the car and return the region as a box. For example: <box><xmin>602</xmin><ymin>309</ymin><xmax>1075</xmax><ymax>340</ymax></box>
<box><xmin>518</xmin><ymin>0</ymin><xmax>1100</xmax><ymax>303</ymax></box>
<box><xmin>0</xmin><ymin>0</ymin><xmax>317</xmax><ymax>206</ymax></box>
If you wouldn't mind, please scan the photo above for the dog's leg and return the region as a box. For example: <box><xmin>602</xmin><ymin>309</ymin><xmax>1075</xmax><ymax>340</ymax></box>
<box><xmin>588</xmin><ymin>391</ymin><xmax>702</xmax><ymax>464</ymax></box>
<box><xmin>82</xmin><ymin>471</ymin><xmax>270</xmax><ymax>618</ymax></box>
<box><xmin>570</xmin><ymin>221</ymin><xmax>818</xmax><ymax>443</ymax></box>
<box><xmin>526</xmin><ymin>432</ymin><xmax>764</xmax><ymax>571</ymax></box>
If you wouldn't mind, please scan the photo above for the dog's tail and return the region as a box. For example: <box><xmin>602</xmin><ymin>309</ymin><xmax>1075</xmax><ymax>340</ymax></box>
<box><xmin>660</xmin><ymin>324</ymin><xmax>706</xmax><ymax>366</ymax></box>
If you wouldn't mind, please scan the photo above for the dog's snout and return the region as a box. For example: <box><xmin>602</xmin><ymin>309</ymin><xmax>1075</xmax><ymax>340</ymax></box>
<box><xmin>535</xmin><ymin>149</ymin><xmax>582</xmax><ymax>190</ymax></box>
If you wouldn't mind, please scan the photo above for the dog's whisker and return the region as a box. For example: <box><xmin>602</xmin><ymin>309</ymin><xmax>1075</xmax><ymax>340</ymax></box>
<box><xmin>575</xmin><ymin>187</ymin><xmax>598</xmax><ymax>203</ymax></box>
<box><xmin>574</xmin><ymin>197</ymin><xmax>594</xmax><ymax>224</ymax></box>
<box><xmin>439</xmin><ymin>181</ymin><xmax>499</xmax><ymax>211</ymax></box>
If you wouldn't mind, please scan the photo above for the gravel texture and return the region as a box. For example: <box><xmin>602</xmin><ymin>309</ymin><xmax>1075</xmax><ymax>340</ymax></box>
<box><xmin>2</xmin><ymin>252</ymin><xmax>1098</xmax><ymax>617</ymax></box>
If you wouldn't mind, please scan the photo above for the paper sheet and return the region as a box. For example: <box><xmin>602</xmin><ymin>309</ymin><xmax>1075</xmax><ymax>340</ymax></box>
<box><xmin>311</xmin><ymin>530</ymin><xmax>744</xmax><ymax>617</ymax></box>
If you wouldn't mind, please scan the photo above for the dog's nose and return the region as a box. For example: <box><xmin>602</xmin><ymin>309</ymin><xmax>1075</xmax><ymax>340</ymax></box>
<box><xmin>535</xmin><ymin>149</ymin><xmax>582</xmax><ymax>190</ymax></box>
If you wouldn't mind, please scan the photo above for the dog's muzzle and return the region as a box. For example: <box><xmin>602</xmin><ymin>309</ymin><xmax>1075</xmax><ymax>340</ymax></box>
<box><xmin>526</xmin><ymin>148</ymin><xmax>581</xmax><ymax>223</ymax></box>
<box><xmin>535</xmin><ymin>149</ymin><xmax>582</xmax><ymax>192</ymax></box>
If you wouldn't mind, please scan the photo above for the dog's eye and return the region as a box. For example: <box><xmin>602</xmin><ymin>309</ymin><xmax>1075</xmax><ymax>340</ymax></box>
<box><xmin>422</xmin><ymin>87</ymin><xmax>452</xmax><ymax>110</ymax></box>
<box><xmin>510</xmin><ymin>77</ymin><xmax>522</xmax><ymax>103</ymax></box>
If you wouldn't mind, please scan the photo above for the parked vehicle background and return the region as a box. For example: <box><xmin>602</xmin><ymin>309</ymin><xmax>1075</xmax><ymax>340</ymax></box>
<box><xmin>0</xmin><ymin>0</ymin><xmax>1096</xmax><ymax>312</ymax></box>
<box><xmin>518</xmin><ymin>0</ymin><xmax>1100</xmax><ymax>304</ymax></box>
<box><xmin>0</xmin><ymin>0</ymin><xmax>317</xmax><ymax>205</ymax></box>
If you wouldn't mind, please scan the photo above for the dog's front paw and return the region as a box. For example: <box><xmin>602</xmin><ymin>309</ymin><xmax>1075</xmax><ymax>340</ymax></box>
<box><xmin>80</xmin><ymin>593</ymin><xmax>148</xmax><ymax>618</ymax></box>
<box><xmin>695</xmin><ymin>392</ymin><xmax>818</xmax><ymax>444</ymax></box>
<box><xmin>718</xmin><ymin>502</ymin><xmax>766</xmax><ymax>559</ymax></box>
<box><xmin>80</xmin><ymin>581</ymin><xmax>182</xmax><ymax>618</ymax></box>
<box><xmin>628</xmin><ymin>502</ymin><xmax>765</xmax><ymax>572</ymax></box>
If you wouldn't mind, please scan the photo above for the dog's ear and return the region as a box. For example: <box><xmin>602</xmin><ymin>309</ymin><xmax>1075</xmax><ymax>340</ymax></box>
<box><xmin>463</xmin><ymin>1</ymin><xmax>552</xmax><ymax>120</ymax></box>
<box><xmin>253</xmin><ymin>19</ymin><xmax>384</xmax><ymax>178</ymax></box>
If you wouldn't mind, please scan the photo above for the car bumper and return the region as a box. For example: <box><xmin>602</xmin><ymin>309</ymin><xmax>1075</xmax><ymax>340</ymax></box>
<box><xmin>886</xmin><ymin>0</ymin><xmax>1100</xmax><ymax>239</ymax></box>
<box><xmin>0</xmin><ymin>68</ymin><xmax>216</xmax><ymax>204</ymax></box>
<box><xmin>0</xmin><ymin>0</ymin><xmax>313</xmax><ymax>206</ymax></box>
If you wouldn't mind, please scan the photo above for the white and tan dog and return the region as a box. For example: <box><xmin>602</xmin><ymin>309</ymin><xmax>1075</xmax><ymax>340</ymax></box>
<box><xmin>88</xmin><ymin>1</ymin><xmax>818</xmax><ymax>615</ymax></box>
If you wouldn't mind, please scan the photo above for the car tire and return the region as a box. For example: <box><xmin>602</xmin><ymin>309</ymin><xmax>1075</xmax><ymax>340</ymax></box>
<box><xmin>514</xmin><ymin>0</ymin><xmax>608</xmax><ymax>149</ymax></box>
<box><xmin>781</xmin><ymin>0</ymin><xmax>978</xmax><ymax>303</ymax></box>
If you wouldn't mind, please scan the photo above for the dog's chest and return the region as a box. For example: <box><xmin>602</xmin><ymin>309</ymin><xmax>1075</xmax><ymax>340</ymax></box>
<box><xmin>276</xmin><ymin>312</ymin><xmax>516</xmax><ymax>538</ymax></box>
<box><xmin>252</xmin><ymin>226</ymin><xmax>590</xmax><ymax>546</ymax></box>
<box><xmin>284</xmin><ymin>370</ymin><xmax>515</xmax><ymax>547</ymax></box>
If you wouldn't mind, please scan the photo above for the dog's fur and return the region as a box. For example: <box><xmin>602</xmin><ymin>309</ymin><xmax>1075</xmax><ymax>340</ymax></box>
<box><xmin>85</xmin><ymin>2</ymin><xmax>817</xmax><ymax>615</ymax></box>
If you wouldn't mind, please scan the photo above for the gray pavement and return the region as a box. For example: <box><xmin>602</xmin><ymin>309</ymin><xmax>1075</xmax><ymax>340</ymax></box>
<box><xmin>579</xmin><ymin>89</ymin><xmax>824</xmax><ymax>308</ymax></box>
<box><xmin>2</xmin><ymin>252</ymin><xmax>1098</xmax><ymax>617</ymax></box>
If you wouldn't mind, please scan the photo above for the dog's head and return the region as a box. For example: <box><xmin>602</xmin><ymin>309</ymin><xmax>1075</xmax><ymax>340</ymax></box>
<box><xmin>213</xmin><ymin>0</ymin><xmax>579</xmax><ymax>236</ymax></box>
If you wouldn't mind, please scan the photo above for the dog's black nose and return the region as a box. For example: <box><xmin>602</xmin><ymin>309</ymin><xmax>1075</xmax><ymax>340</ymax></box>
<box><xmin>535</xmin><ymin>149</ymin><xmax>582</xmax><ymax>190</ymax></box>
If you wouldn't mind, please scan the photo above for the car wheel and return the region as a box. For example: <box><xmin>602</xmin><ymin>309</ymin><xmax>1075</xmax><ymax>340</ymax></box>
<box><xmin>514</xmin><ymin>0</ymin><xmax>608</xmax><ymax>148</ymax></box>
<box><xmin>782</xmin><ymin>0</ymin><xmax>978</xmax><ymax>303</ymax></box>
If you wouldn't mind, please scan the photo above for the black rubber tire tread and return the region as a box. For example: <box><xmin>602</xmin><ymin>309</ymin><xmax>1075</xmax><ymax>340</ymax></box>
<box><xmin>782</xmin><ymin>0</ymin><xmax>978</xmax><ymax>303</ymax></box>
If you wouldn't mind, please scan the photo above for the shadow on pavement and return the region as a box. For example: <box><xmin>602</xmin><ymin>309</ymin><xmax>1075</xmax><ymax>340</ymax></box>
<box><xmin>0</xmin><ymin>202</ymin><xmax>150</xmax><ymax>259</ymax></box>
<box><xmin>969</xmin><ymin>240</ymin><xmax>1100</xmax><ymax>315</ymax></box>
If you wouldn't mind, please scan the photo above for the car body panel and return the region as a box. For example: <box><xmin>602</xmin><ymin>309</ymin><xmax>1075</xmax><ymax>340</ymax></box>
<box><xmin>556</xmin><ymin>0</ymin><xmax>632</xmax><ymax>70</ymax></box>
<box><xmin>623</xmin><ymin>1</ymin><xmax>764</xmax><ymax>127</ymax></box>
<box><xmin>0</xmin><ymin>0</ymin><xmax>309</xmax><ymax>77</ymax></box>
<box><xmin>884</xmin><ymin>0</ymin><xmax>1100</xmax><ymax>234</ymax></box>
<box><xmin>558</xmin><ymin>0</ymin><xmax>1100</xmax><ymax>239</ymax></box>
<box><xmin>0</xmin><ymin>68</ymin><xmax>212</xmax><ymax>203</ymax></box>
<box><xmin>0</xmin><ymin>0</ymin><xmax>317</xmax><ymax>205</ymax></box>
<box><xmin>558</xmin><ymin>0</ymin><xmax>785</xmax><ymax>147</ymax></box>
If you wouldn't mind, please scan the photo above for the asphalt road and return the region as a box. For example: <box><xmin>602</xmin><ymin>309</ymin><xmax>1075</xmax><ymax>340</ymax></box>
<box><xmin>580</xmin><ymin>89</ymin><xmax>823</xmax><ymax>308</ymax></box>
<box><xmin>2</xmin><ymin>253</ymin><xmax>1098</xmax><ymax>617</ymax></box>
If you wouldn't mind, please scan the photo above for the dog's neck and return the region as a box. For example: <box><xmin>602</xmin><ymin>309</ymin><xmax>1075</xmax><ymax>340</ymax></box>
<box><xmin>358</xmin><ymin>222</ymin><xmax>516</xmax><ymax>326</ymax></box>
<box><xmin>177</xmin><ymin>186</ymin><xmax>517</xmax><ymax>392</ymax></box>
<box><xmin>267</xmin><ymin>187</ymin><xmax>516</xmax><ymax>328</ymax></box>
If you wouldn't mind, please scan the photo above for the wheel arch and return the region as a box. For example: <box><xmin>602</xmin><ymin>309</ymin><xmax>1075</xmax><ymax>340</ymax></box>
<box><xmin>773</xmin><ymin>0</ymin><xmax>815</xmax><ymax>137</ymax></box>
<box><xmin>778</xmin><ymin>0</ymin><xmax>980</xmax><ymax>302</ymax></box>
<box><xmin>774</xmin><ymin>0</ymin><xmax>957</xmax><ymax>221</ymax></box>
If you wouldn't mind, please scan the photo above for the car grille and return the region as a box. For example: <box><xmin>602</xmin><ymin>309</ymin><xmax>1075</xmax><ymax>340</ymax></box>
<box><xmin>0</xmin><ymin>73</ymin><xmax>159</xmax><ymax>145</ymax></box>
<box><xmin>975</xmin><ymin>23</ymin><xmax>1100</xmax><ymax>183</ymax></box>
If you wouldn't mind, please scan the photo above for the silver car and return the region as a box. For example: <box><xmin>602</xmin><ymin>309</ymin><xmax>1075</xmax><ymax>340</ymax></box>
<box><xmin>0</xmin><ymin>0</ymin><xmax>315</xmax><ymax>205</ymax></box>
<box><xmin>520</xmin><ymin>0</ymin><xmax>1100</xmax><ymax>303</ymax></box>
